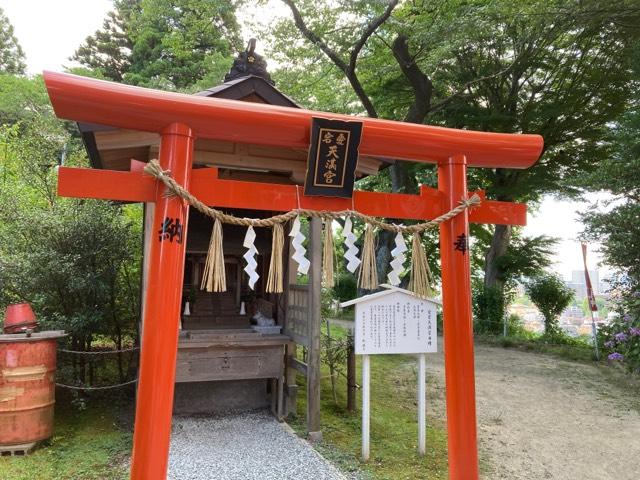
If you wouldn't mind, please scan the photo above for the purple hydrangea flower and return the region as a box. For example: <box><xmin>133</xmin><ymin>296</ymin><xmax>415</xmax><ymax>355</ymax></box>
<box><xmin>623</xmin><ymin>313</ymin><xmax>633</xmax><ymax>323</ymax></box>
<box><xmin>614</xmin><ymin>332</ymin><xmax>628</xmax><ymax>342</ymax></box>
<box><xmin>629</xmin><ymin>327</ymin><xmax>640</xmax><ymax>337</ymax></box>
<box><xmin>608</xmin><ymin>352</ymin><xmax>624</xmax><ymax>361</ymax></box>
<box><xmin>604</xmin><ymin>340</ymin><xmax>616</xmax><ymax>349</ymax></box>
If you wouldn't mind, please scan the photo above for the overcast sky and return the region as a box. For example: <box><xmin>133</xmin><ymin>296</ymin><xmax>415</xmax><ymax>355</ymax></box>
<box><xmin>0</xmin><ymin>0</ymin><xmax>608</xmax><ymax>280</ymax></box>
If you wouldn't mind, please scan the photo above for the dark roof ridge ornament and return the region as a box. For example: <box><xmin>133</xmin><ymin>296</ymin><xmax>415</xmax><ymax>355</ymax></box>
<box><xmin>224</xmin><ymin>38</ymin><xmax>275</xmax><ymax>85</ymax></box>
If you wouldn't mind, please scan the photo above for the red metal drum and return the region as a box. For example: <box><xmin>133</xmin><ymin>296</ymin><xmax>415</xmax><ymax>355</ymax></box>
<box><xmin>3</xmin><ymin>303</ymin><xmax>38</xmax><ymax>334</ymax></box>
<box><xmin>0</xmin><ymin>331</ymin><xmax>66</xmax><ymax>448</ymax></box>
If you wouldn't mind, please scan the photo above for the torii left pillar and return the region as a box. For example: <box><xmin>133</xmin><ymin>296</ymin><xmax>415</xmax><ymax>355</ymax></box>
<box><xmin>130</xmin><ymin>123</ymin><xmax>194</xmax><ymax>480</ymax></box>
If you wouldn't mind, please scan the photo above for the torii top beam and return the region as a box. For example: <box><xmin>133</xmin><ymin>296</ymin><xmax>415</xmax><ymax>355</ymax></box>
<box><xmin>44</xmin><ymin>71</ymin><xmax>543</xmax><ymax>169</ymax></box>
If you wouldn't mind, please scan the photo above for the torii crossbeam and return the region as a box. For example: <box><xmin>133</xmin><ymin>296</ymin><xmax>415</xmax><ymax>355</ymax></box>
<box><xmin>44</xmin><ymin>71</ymin><xmax>543</xmax><ymax>480</ymax></box>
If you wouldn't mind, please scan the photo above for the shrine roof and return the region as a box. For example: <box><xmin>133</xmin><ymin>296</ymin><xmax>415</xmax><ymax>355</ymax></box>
<box><xmin>340</xmin><ymin>285</ymin><xmax>442</xmax><ymax>308</ymax></box>
<box><xmin>74</xmin><ymin>68</ymin><xmax>389</xmax><ymax>182</ymax></box>
<box><xmin>45</xmin><ymin>70</ymin><xmax>543</xmax><ymax>169</ymax></box>
<box><xmin>195</xmin><ymin>75</ymin><xmax>300</xmax><ymax>108</ymax></box>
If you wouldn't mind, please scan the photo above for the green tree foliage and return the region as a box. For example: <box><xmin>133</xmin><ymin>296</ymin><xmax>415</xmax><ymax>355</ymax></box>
<box><xmin>0</xmin><ymin>76</ymin><xmax>142</xmax><ymax>362</ymax></box>
<box><xmin>525</xmin><ymin>273</ymin><xmax>574</xmax><ymax>335</ymax></box>
<box><xmin>266</xmin><ymin>0</ymin><xmax>639</xmax><ymax>303</ymax></box>
<box><xmin>472</xmin><ymin>231</ymin><xmax>556</xmax><ymax>332</ymax></box>
<box><xmin>598</xmin><ymin>277</ymin><xmax>640</xmax><ymax>372</ymax></box>
<box><xmin>428</xmin><ymin>0</ymin><xmax>639</xmax><ymax>298</ymax></box>
<box><xmin>0</xmin><ymin>7</ymin><xmax>26</xmax><ymax>75</ymax></box>
<box><xmin>579</xmin><ymin>50</ymin><xmax>640</xmax><ymax>370</ymax></box>
<box><xmin>473</xmin><ymin>282</ymin><xmax>508</xmax><ymax>334</ymax></box>
<box><xmin>72</xmin><ymin>0</ymin><xmax>242</xmax><ymax>90</ymax></box>
<box><xmin>0</xmin><ymin>74</ymin><xmax>51</xmax><ymax>126</ymax></box>
<box><xmin>0</xmin><ymin>201</ymin><xmax>141</xmax><ymax>348</ymax></box>
<box><xmin>70</xmin><ymin>0</ymin><xmax>137</xmax><ymax>82</ymax></box>
<box><xmin>581</xmin><ymin>51</ymin><xmax>640</xmax><ymax>285</ymax></box>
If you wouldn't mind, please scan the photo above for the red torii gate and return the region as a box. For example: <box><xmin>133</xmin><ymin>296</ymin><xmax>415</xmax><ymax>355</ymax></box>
<box><xmin>44</xmin><ymin>71</ymin><xmax>543</xmax><ymax>480</ymax></box>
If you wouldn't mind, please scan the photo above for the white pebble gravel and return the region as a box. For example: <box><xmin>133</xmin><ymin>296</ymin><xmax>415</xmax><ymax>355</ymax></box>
<box><xmin>168</xmin><ymin>411</ymin><xmax>347</xmax><ymax>480</ymax></box>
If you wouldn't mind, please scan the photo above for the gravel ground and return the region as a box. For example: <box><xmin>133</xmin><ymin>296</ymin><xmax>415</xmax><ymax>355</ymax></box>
<box><xmin>168</xmin><ymin>411</ymin><xmax>346</xmax><ymax>480</ymax></box>
<box><xmin>426</xmin><ymin>341</ymin><xmax>640</xmax><ymax>479</ymax></box>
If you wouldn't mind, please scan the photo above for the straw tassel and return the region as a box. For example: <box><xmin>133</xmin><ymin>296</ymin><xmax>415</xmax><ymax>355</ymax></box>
<box><xmin>358</xmin><ymin>223</ymin><xmax>378</xmax><ymax>290</ymax></box>
<box><xmin>201</xmin><ymin>218</ymin><xmax>226</xmax><ymax>292</ymax></box>
<box><xmin>266</xmin><ymin>223</ymin><xmax>285</xmax><ymax>293</ymax></box>
<box><xmin>409</xmin><ymin>232</ymin><xmax>433</xmax><ymax>298</ymax></box>
<box><xmin>322</xmin><ymin>219</ymin><xmax>335</xmax><ymax>288</ymax></box>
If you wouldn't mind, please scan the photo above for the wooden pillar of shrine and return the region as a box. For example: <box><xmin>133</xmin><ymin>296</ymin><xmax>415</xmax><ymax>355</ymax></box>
<box><xmin>130</xmin><ymin>123</ymin><xmax>194</xmax><ymax>480</ymax></box>
<box><xmin>438</xmin><ymin>154</ymin><xmax>479</xmax><ymax>479</ymax></box>
<box><xmin>307</xmin><ymin>216</ymin><xmax>322</xmax><ymax>441</ymax></box>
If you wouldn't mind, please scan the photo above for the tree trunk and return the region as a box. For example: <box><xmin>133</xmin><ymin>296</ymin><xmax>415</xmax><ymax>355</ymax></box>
<box><xmin>484</xmin><ymin>224</ymin><xmax>512</xmax><ymax>291</ymax></box>
<box><xmin>374</xmin><ymin>161</ymin><xmax>419</xmax><ymax>282</ymax></box>
<box><xmin>376</xmin><ymin>230</ymin><xmax>394</xmax><ymax>284</ymax></box>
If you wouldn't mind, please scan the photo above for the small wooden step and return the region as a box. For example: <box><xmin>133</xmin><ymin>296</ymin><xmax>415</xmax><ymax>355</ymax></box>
<box><xmin>0</xmin><ymin>442</ymin><xmax>37</xmax><ymax>456</ymax></box>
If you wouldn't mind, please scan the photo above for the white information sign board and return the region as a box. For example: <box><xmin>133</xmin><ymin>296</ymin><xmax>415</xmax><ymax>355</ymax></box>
<box><xmin>341</xmin><ymin>286</ymin><xmax>440</xmax><ymax>461</ymax></box>
<box><xmin>354</xmin><ymin>290</ymin><xmax>437</xmax><ymax>355</ymax></box>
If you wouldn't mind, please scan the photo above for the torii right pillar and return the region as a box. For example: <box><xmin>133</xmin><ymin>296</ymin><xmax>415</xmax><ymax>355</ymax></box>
<box><xmin>438</xmin><ymin>154</ymin><xmax>478</xmax><ymax>479</ymax></box>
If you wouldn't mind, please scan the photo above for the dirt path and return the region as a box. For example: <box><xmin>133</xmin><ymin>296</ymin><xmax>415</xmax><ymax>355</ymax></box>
<box><xmin>427</xmin><ymin>342</ymin><xmax>640</xmax><ymax>480</ymax></box>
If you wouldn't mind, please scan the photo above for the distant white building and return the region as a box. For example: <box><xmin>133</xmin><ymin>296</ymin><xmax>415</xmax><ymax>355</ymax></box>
<box><xmin>566</xmin><ymin>269</ymin><xmax>600</xmax><ymax>298</ymax></box>
<box><xmin>561</xmin><ymin>305</ymin><xmax>585</xmax><ymax>326</ymax></box>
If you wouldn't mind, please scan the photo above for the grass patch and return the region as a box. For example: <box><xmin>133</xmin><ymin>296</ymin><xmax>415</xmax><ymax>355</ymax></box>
<box><xmin>289</xmin><ymin>352</ymin><xmax>448</xmax><ymax>480</ymax></box>
<box><xmin>477</xmin><ymin>333</ymin><xmax>597</xmax><ymax>363</ymax></box>
<box><xmin>0</xmin><ymin>391</ymin><xmax>132</xmax><ymax>480</ymax></box>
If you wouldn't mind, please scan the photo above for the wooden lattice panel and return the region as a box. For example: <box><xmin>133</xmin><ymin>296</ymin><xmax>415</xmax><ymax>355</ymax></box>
<box><xmin>285</xmin><ymin>284</ymin><xmax>310</xmax><ymax>347</ymax></box>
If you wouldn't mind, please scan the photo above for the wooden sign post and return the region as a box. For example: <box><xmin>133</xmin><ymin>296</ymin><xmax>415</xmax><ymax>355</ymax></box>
<box><xmin>341</xmin><ymin>285</ymin><xmax>439</xmax><ymax>461</ymax></box>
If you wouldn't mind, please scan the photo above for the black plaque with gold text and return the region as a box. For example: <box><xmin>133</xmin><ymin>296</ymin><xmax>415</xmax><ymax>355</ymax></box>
<box><xmin>303</xmin><ymin>117</ymin><xmax>363</xmax><ymax>198</ymax></box>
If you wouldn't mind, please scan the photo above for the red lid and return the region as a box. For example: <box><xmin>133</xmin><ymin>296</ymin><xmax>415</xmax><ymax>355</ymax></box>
<box><xmin>3</xmin><ymin>303</ymin><xmax>38</xmax><ymax>334</ymax></box>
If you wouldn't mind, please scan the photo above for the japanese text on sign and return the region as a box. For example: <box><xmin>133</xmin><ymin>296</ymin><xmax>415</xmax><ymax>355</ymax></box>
<box><xmin>314</xmin><ymin>128</ymin><xmax>350</xmax><ymax>187</ymax></box>
<box><xmin>354</xmin><ymin>291</ymin><xmax>437</xmax><ymax>355</ymax></box>
<box><xmin>304</xmin><ymin>117</ymin><xmax>362</xmax><ymax>198</ymax></box>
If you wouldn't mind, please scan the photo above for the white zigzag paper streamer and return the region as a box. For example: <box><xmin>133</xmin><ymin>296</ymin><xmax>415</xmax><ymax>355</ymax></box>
<box><xmin>343</xmin><ymin>217</ymin><xmax>361</xmax><ymax>273</ymax></box>
<box><xmin>289</xmin><ymin>216</ymin><xmax>310</xmax><ymax>275</ymax></box>
<box><xmin>243</xmin><ymin>226</ymin><xmax>259</xmax><ymax>289</ymax></box>
<box><xmin>387</xmin><ymin>230</ymin><xmax>407</xmax><ymax>286</ymax></box>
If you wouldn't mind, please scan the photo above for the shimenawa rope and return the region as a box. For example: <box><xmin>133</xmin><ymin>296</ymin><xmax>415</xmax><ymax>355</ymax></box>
<box><xmin>144</xmin><ymin>159</ymin><xmax>479</xmax><ymax>297</ymax></box>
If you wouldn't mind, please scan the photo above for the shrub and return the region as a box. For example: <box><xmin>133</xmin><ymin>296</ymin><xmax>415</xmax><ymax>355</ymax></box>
<box><xmin>505</xmin><ymin>313</ymin><xmax>528</xmax><ymax>337</ymax></box>
<box><xmin>599</xmin><ymin>282</ymin><xmax>640</xmax><ymax>373</ymax></box>
<box><xmin>473</xmin><ymin>284</ymin><xmax>505</xmax><ymax>334</ymax></box>
<box><xmin>332</xmin><ymin>272</ymin><xmax>358</xmax><ymax>304</ymax></box>
<box><xmin>525</xmin><ymin>273</ymin><xmax>574</xmax><ymax>336</ymax></box>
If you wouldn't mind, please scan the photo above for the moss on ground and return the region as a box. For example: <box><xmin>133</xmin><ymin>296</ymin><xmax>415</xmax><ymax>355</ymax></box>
<box><xmin>290</xmin><ymin>353</ymin><xmax>449</xmax><ymax>480</ymax></box>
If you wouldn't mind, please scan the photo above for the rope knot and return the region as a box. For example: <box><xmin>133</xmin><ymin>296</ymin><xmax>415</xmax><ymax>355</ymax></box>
<box><xmin>460</xmin><ymin>194</ymin><xmax>481</xmax><ymax>208</ymax></box>
<box><xmin>158</xmin><ymin>168</ymin><xmax>171</xmax><ymax>178</ymax></box>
